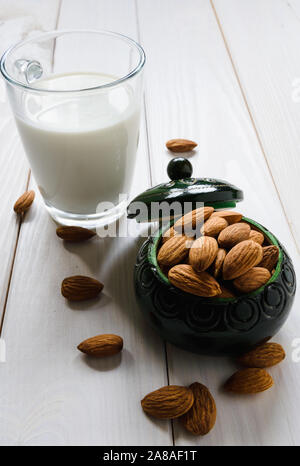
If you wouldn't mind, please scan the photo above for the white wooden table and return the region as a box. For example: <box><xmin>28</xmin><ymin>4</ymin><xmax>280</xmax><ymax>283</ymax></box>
<box><xmin>0</xmin><ymin>0</ymin><xmax>300</xmax><ymax>446</ymax></box>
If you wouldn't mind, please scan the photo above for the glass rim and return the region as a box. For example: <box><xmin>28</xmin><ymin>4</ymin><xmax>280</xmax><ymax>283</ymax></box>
<box><xmin>0</xmin><ymin>29</ymin><xmax>146</xmax><ymax>93</ymax></box>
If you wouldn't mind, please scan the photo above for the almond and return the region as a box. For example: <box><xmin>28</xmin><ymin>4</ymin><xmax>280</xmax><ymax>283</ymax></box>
<box><xmin>166</xmin><ymin>139</ymin><xmax>197</xmax><ymax>153</ymax></box>
<box><xmin>189</xmin><ymin>236</ymin><xmax>218</xmax><ymax>272</ymax></box>
<box><xmin>168</xmin><ymin>264</ymin><xmax>221</xmax><ymax>297</ymax></box>
<box><xmin>78</xmin><ymin>334</ymin><xmax>123</xmax><ymax>357</ymax></box>
<box><xmin>257</xmin><ymin>245</ymin><xmax>279</xmax><ymax>272</ymax></box>
<box><xmin>223</xmin><ymin>240</ymin><xmax>263</xmax><ymax>280</ymax></box>
<box><xmin>61</xmin><ymin>275</ymin><xmax>103</xmax><ymax>301</ymax></box>
<box><xmin>200</xmin><ymin>217</ymin><xmax>228</xmax><ymax>237</ymax></box>
<box><xmin>180</xmin><ymin>382</ymin><xmax>216</xmax><ymax>435</ymax></box>
<box><xmin>141</xmin><ymin>385</ymin><xmax>194</xmax><ymax>419</ymax></box>
<box><xmin>157</xmin><ymin>235</ymin><xmax>192</xmax><ymax>268</ymax></box>
<box><xmin>218</xmin><ymin>285</ymin><xmax>236</xmax><ymax>298</ymax></box>
<box><xmin>161</xmin><ymin>225</ymin><xmax>181</xmax><ymax>244</ymax></box>
<box><xmin>224</xmin><ymin>368</ymin><xmax>273</xmax><ymax>394</ymax></box>
<box><xmin>174</xmin><ymin>207</ymin><xmax>214</xmax><ymax>235</ymax></box>
<box><xmin>56</xmin><ymin>226</ymin><xmax>96</xmax><ymax>242</ymax></box>
<box><xmin>233</xmin><ymin>267</ymin><xmax>271</xmax><ymax>293</ymax></box>
<box><xmin>249</xmin><ymin>230</ymin><xmax>264</xmax><ymax>245</ymax></box>
<box><xmin>218</xmin><ymin>222</ymin><xmax>250</xmax><ymax>249</ymax></box>
<box><xmin>238</xmin><ymin>342</ymin><xmax>285</xmax><ymax>368</ymax></box>
<box><xmin>14</xmin><ymin>190</ymin><xmax>35</xmax><ymax>214</ymax></box>
<box><xmin>211</xmin><ymin>210</ymin><xmax>243</xmax><ymax>225</ymax></box>
<box><xmin>211</xmin><ymin>248</ymin><xmax>226</xmax><ymax>278</ymax></box>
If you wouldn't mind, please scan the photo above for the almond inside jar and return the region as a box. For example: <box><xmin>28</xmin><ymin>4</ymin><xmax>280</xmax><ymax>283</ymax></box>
<box><xmin>155</xmin><ymin>212</ymin><xmax>279</xmax><ymax>299</ymax></box>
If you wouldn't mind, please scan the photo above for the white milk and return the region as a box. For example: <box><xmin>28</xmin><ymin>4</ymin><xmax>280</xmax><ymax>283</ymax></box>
<box><xmin>15</xmin><ymin>72</ymin><xmax>140</xmax><ymax>214</ymax></box>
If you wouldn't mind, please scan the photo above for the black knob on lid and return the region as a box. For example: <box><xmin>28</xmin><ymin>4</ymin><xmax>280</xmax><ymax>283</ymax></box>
<box><xmin>167</xmin><ymin>157</ymin><xmax>193</xmax><ymax>180</ymax></box>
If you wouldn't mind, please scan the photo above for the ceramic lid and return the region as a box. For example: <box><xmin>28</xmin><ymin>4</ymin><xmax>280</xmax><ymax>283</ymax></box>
<box><xmin>127</xmin><ymin>158</ymin><xmax>243</xmax><ymax>222</ymax></box>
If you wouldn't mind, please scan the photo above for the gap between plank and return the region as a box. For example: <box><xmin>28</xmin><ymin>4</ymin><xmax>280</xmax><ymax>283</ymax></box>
<box><xmin>0</xmin><ymin>170</ymin><xmax>31</xmax><ymax>336</ymax></box>
<box><xmin>164</xmin><ymin>342</ymin><xmax>175</xmax><ymax>445</ymax></box>
<box><xmin>51</xmin><ymin>0</ymin><xmax>63</xmax><ymax>69</ymax></box>
<box><xmin>134</xmin><ymin>0</ymin><xmax>174</xmax><ymax>446</ymax></box>
<box><xmin>210</xmin><ymin>0</ymin><xmax>299</xmax><ymax>255</ymax></box>
<box><xmin>134</xmin><ymin>0</ymin><xmax>154</xmax><ymax>188</ymax></box>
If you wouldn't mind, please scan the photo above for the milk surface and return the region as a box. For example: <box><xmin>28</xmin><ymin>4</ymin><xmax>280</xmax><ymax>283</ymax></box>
<box><xmin>16</xmin><ymin>72</ymin><xmax>140</xmax><ymax>214</ymax></box>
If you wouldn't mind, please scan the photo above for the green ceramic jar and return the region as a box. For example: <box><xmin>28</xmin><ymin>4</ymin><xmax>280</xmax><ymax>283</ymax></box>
<box><xmin>130</xmin><ymin>159</ymin><xmax>296</xmax><ymax>355</ymax></box>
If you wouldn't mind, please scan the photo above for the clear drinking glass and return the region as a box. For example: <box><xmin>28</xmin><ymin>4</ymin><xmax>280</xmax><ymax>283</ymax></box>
<box><xmin>0</xmin><ymin>30</ymin><xmax>145</xmax><ymax>227</ymax></box>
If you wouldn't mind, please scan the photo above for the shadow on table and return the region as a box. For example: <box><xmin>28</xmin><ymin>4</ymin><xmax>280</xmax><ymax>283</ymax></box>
<box><xmin>79</xmin><ymin>351</ymin><xmax>124</xmax><ymax>372</ymax></box>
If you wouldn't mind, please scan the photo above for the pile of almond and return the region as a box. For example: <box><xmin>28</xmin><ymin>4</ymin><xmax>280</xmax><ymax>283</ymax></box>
<box><xmin>158</xmin><ymin>207</ymin><xmax>279</xmax><ymax>298</ymax></box>
<box><xmin>141</xmin><ymin>341</ymin><xmax>285</xmax><ymax>435</ymax></box>
<box><xmin>141</xmin><ymin>382</ymin><xmax>216</xmax><ymax>436</ymax></box>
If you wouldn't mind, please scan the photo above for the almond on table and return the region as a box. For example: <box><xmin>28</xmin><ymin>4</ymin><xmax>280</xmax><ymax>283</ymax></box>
<box><xmin>224</xmin><ymin>368</ymin><xmax>274</xmax><ymax>394</ymax></box>
<box><xmin>166</xmin><ymin>138</ymin><xmax>197</xmax><ymax>153</ymax></box>
<box><xmin>78</xmin><ymin>334</ymin><xmax>123</xmax><ymax>357</ymax></box>
<box><xmin>14</xmin><ymin>190</ymin><xmax>35</xmax><ymax>214</ymax></box>
<box><xmin>180</xmin><ymin>382</ymin><xmax>216</xmax><ymax>436</ymax></box>
<box><xmin>61</xmin><ymin>275</ymin><xmax>103</xmax><ymax>301</ymax></box>
<box><xmin>56</xmin><ymin>226</ymin><xmax>96</xmax><ymax>242</ymax></box>
<box><xmin>141</xmin><ymin>385</ymin><xmax>194</xmax><ymax>419</ymax></box>
<box><xmin>237</xmin><ymin>342</ymin><xmax>285</xmax><ymax>368</ymax></box>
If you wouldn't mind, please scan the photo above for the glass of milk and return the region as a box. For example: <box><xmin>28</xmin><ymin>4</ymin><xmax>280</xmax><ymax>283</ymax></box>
<box><xmin>0</xmin><ymin>30</ymin><xmax>145</xmax><ymax>227</ymax></box>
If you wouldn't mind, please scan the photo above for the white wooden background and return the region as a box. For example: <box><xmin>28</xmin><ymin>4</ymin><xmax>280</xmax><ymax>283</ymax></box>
<box><xmin>0</xmin><ymin>0</ymin><xmax>299</xmax><ymax>446</ymax></box>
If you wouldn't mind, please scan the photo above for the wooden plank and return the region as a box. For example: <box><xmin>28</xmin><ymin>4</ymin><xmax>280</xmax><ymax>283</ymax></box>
<box><xmin>0</xmin><ymin>0</ymin><xmax>171</xmax><ymax>446</ymax></box>
<box><xmin>0</xmin><ymin>1</ymin><xmax>60</xmax><ymax>321</ymax></box>
<box><xmin>137</xmin><ymin>0</ymin><xmax>300</xmax><ymax>445</ymax></box>
<box><xmin>212</xmin><ymin>0</ymin><xmax>300</xmax><ymax>251</ymax></box>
